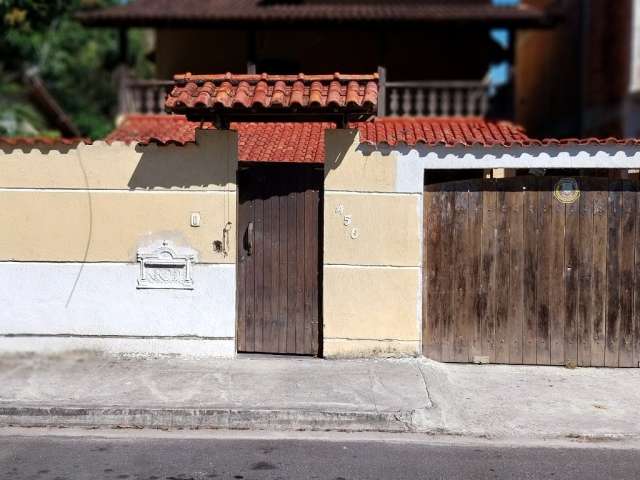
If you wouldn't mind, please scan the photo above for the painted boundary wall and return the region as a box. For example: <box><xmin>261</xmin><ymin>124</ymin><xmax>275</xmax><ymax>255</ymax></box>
<box><xmin>0</xmin><ymin>130</ymin><xmax>238</xmax><ymax>356</ymax></box>
<box><xmin>323</xmin><ymin>131</ymin><xmax>640</xmax><ymax>359</ymax></box>
<box><xmin>323</xmin><ymin>130</ymin><xmax>422</xmax><ymax>357</ymax></box>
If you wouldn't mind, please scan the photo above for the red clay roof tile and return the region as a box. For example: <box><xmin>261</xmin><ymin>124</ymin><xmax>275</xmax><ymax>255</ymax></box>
<box><xmin>105</xmin><ymin>115</ymin><xmax>329</xmax><ymax>163</ymax></box>
<box><xmin>106</xmin><ymin>115</ymin><xmax>640</xmax><ymax>165</ymax></box>
<box><xmin>165</xmin><ymin>73</ymin><xmax>378</xmax><ymax>119</ymax></box>
<box><xmin>0</xmin><ymin>136</ymin><xmax>87</xmax><ymax>147</ymax></box>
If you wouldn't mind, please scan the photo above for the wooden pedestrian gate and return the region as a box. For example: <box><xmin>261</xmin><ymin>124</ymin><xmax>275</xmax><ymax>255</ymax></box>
<box><xmin>423</xmin><ymin>175</ymin><xmax>640</xmax><ymax>367</ymax></box>
<box><xmin>237</xmin><ymin>164</ymin><xmax>322</xmax><ymax>356</ymax></box>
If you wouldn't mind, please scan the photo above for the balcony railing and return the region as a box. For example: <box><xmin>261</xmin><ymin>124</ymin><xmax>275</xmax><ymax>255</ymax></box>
<box><xmin>378</xmin><ymin>77</ymin><xmax>491</xmax><ymax>117</ymax></box>
<box><xmin>117</xmin><ymin>73</ymin><xmax>492</xmax><ymax>118</ymax></box>
<box><xmin>118</xmin><ymin>77</ymin><xmax>172</xmax><ymax>115</ymax></box>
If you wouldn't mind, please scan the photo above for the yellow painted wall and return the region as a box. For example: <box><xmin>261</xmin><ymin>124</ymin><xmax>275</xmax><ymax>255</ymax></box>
<box><xmin>0</xmin><ymin>130</ymin><xmax>238</xmax><ymax>264</ymax></box>
<box><xmin>0</xmin><ymin>132</ymin><xmax>235</xmax><ymax>191</ymax></box>
<box><xmin>323</xmin><ymin>266</ymin><xmax>420</xmax><ymax>340</ymax></box>
<box><xmin>324</xmin><ymin>193</ymin><xmax>420</xmax><ymax>267</ymax></box>
<box><xmin>0</xmin><ymin>190</ymin><xmax>235</xmax><ymax>263</ymax></box>
<box><xmin>323</xmin><ymin>130</ymin><xmax>422</xmax><ymax>358</ymax></box>
<box><xmin>324</xmin><ymin>129</ymin><xmax>397</xmax><ymax>193</ymax></box>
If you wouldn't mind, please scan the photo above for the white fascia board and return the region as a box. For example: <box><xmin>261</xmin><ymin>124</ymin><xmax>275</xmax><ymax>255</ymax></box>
<box><xmin>355</xmin><ymin>144</ymin><xmax>640</xmax><ymax>194</ymax></box>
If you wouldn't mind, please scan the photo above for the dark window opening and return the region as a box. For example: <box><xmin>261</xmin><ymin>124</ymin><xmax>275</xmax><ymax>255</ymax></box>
<box><xmin>424</xmin><ymin>169</ymin><xmax>484</xmax><ymax>186</ymax></box>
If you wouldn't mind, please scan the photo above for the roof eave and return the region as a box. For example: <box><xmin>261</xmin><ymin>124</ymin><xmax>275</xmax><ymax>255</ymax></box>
<box><xmin>76</xmin><ymin>10</ymin><xmax>554</xmax><ymax>30</ymax></box>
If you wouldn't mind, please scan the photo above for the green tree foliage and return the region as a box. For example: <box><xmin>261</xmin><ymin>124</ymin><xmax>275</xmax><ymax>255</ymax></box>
<box><xmin>0</xmin><ymin>0</ymin><xmax>152</xmax><ymax>139</ymax></box>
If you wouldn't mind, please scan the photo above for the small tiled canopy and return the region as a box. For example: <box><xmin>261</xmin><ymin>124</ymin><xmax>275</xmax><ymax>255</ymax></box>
<box><xmin>165</xmin><ymin>72</ymin><xmax>378</xmax><ymax>127</ymax></box>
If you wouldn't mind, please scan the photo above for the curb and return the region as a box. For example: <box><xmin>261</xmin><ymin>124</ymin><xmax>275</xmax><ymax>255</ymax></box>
<box><xmin>0</xmin><ymin>406</ymin><xmax>429</xmax><ymax>433</ymax></box>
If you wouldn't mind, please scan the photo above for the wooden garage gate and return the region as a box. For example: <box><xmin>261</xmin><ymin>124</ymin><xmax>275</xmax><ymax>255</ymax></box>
<box><xmin>423</xmin><ymin>175</ymin><xmax>640</xmax><ymax>367</ymax></box>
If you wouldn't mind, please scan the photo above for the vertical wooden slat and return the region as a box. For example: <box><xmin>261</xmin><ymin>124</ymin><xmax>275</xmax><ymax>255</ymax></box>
<box><xmin>635</xmin><ymin>177</ymin><xmax>640</xmax><ymax>368</ymax></box>
<box><xmin>577</xmin><ymin>178</ymin><xmax>594</xmax><ymax>367</ymax></box>
<box><xmin>536</xmin><ymin>177</ymin><xmax>552</xmax><ymax>365</ymax></box>
<box><xmin>605</xmin><ymin>181</ymin><xmax>622</xmax><ymax>367</ymax></box>
<box><xmin>508</xmin><ymin>178</ymin><xmax>524</xmax><ymax>364</ymax></box>
<box><xmin>564</xmin><ymin>186</ymin><xmax>580</xmax><ymax>366</ymax></box>
<box><xmin>311</xmin><ymin>171</ymin><xmax>320</xmax><ymax>355</ymax></box>
<box><xmin>295</xmin><ymin>181</ymin><xmax>306</xmax><ymax>354</ymax></box>
<box><xmin>441</xmin><ymin>189</ymin><xmax>455</xmax><ymax>362</ymax></box>
<box><xmin>619</xmin><ymin>180</ymin><xmax>636</xmax><ymax>367</ymax></box>
<box><xmin>523</xmin><ymin>177</ymin><xmax>539</xmax><ymax>365</ymax></box>
<box><xmin>236</xmin><ymin>171</ymin><xmax>248</xmax><ymax>353</ymax></box>
<box><xmin>469</xmin><ymin>186</ymin><xmax>484</xmax><ymax>360</ymax></box>
<box><xmin>494</xmin><ymin>182</ymin><xmax>510</xmax><ymax>364</ymax></box>
<box><xmin>278</xmin><ymin>178</ymin><xmax>289</xmax><ymax>353</ymax></box>
<box><xmin>480</xmin><ymin>186</ymin><xmax>497</xmax><ymax>362</ymax></box>
<box><xmin>262</xmin><ymin>178</ymin><xmax>274</xmax><ymax>352</ymax></box>
<box><xmin>270</xmin><ymin>178</ymin><xmax>281</xmax><ymax>354</ymax></box>
<box><xmin>286</xmin><ymin>188</ymin><xmax>298</xmax><ymax>353</ymax></box>
<box><xmin>303</xmin><ymin>183</ymin><xmax>314</xmax><ymax>355</ymax></box>
<box><xmin>549</xmin><ymin>178</ymin><xmax>566</xmax><ymax>365</ymax></box>
<box><xmin>452</xmin><ymin>185</ymin><xmax>470</xmax><ymax>362</ymax></box>
<box><xmin>245</xmin><ymin>187</ymin><xmax>256</xmax><ymax>352</ymax></box>
<box><xmin>591</xmin><ymin>181</ymin><xmax>608</xmax><ymax>366</ymax></box>
<box><xmin>423</xmin><ymin>187</ymin><xmax>443</xmax><ymax>360</ymax></box>
<box><xmin>254</xmin><ymin>178</ymin><xmax>265</xmax><ymax>352</ymax></box>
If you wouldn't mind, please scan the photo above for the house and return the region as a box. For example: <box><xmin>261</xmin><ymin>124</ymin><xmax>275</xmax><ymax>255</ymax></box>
<box><xmin>1</xmin><ymin>72</ymin><xmax>639</xmax><ymax>367</ymax></box>
<box><xmin>517</xmin><ymin>0</ymin><xmax>640</xmax><ymax>139</ymax></box>
<box><xmin>77</xmin><ymin>0</ymin><xmax>554</xmax><ymax>119</ymax></box>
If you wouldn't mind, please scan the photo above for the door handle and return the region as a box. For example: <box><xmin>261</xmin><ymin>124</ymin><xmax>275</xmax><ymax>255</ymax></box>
<box><xmin>246</xmin><ymin>221</ymin><xmax>254</xmax><ymax>256</ymax></box>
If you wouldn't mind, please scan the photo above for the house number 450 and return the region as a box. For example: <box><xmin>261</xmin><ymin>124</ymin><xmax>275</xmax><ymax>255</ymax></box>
<box><xmin>335</xmin><ymin>205</ymin><xmax>359</xmax><ymax>240</ymax></box>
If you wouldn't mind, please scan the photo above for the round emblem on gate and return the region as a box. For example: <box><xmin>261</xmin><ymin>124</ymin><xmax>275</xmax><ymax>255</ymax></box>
<box><xmin>554</xmin><ymin>177</ymin><xmax>580</xmax><ymax>204</ymax></box>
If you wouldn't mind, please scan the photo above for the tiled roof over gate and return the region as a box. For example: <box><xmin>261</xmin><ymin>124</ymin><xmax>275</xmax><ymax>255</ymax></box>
<box><xmin>165</xmin><ymin>73</ymin><xmax>378</xmax><ymax>119</ymax></box>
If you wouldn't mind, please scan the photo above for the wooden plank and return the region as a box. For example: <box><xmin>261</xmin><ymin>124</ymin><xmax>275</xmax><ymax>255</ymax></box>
<box><xmin>577</xmin><ymin>178</ymin><xmax>594</xmax><ymax>367</ymax></box>
<box><xmin>452</xmin><ymin>185</ymin><xmax>470</xmax><ymax>362</ymax></box>
<box><xmin>591</xmin><ymin>180</ymin><xmax>608</xmax><ymax>366</ymax></box>
<box><xmin>423</xmin><ymin>188</ymin><xmax>443</xmax><ymax>360</ymax></box>
<box><xmin>286</xmin><ymin>188</ymin><xmax>298</xmax><ymax>353</ymax></box>
<box><xmin>605</xmin><ymin>180</ymin><xmax>623</xmax><ymax>367</ymax></box>
<box><xmin>523</xmin><ymin>177</ymin><xmax>538</xmax><ymax>365</ymax></box>
<box><xmin>619</xmin><ymin>180</ymin><xmax>636</xmax><ymax>367</ymax></box>
<box><xmin>303</xmin><ymin>179</ymin><xmax>315</xmax><ymax>355</ymax></box>
<box><xmin>549</xmin><ymin>177</ymin><xmax>566</xmax><ymax>365</ymax></box>
<box><xmin>278</xmin><ymin>180</ymin><xmax>289</xmax><ymax>353</ymax></box>
<box><xmin>441</xmin><ymin>189</ymin><xmax>456</xmax><ymax>362</ymax></box>
<box><xmin>480</xmin><ymin>185</ymin><xmax>497</xmax><ymax>362</ymax></box>
<box><xmin>494</xmin><ymin>180</ymin><xmax>510</xmax><ymax>364</ymax></box>
<box><xmin>295</xmin><ymin>177</ymin><xmax>307</xmax><ymax>354</ymax></box>
<box><xmin>536</xmin><ymin>177</ymin><xmax>553</xmax><ymax>365</ymax></box>
<box><xmin>269</xmin><ymin>177</ymin><xmax>281</xmax><ymax>354</ymax></box>
<box><xmin>563</xmin><ymin>183</ymin><xmax>580</xmax><ymax>366</ymax></box>
<box><xmin>635</xmin><ymin>177</ymin><xmax>640</xmax><ymax>368</ymax></box>
<box><xmin>310</xmin><ymin>171</ymin><xmax>320</xmax><ymax>355</ymax></box>
<box><xmin>507</xmin><ymin>178</ymin><xmax>525</xmax><ymax>364</ymax></box>
<box><xmin>253</xmin><ymin>176</ymin><xmax>265</xmax><ymax>352</ymax></box>
<box><xmin>468</xmin><ymin>185</ymin><xmax>484</xmax><ymax>360</ymax></box>
<box><xmin>245</xmin><ymin>179</ymin><xmax>257</xmax><ymax>352</ymax></box>
<box><xmin>236</xmin><ymin>171</ymin><xmax>249</xmax><ymax>353</ymax></box>
<box><xmin>262</xmin><ymin>176</ymin><xmax>274</xmax><ymax>352</ymax></box>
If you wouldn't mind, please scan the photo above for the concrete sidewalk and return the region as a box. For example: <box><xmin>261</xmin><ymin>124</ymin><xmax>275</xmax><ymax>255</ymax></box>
<box><xmin>0</xmin><ymin>352</ymin><xmax>639</xmax><ymax>441</ymax></box>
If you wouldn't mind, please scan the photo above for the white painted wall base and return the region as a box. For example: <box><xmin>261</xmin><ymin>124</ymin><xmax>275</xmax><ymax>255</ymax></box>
<box><xmin>0</xmin><ymin>262</ymin><xmax>235</xmax><ymax>337</ymax></box>
<box><xmin>0</xmin><ymin>262</ymin><xmax>237</xmax><ymax>356</ymax></box>
<box><xmin>0</xmin><ymin>336</ymin><xmax>235</xmax><ymax>357</ymax></box>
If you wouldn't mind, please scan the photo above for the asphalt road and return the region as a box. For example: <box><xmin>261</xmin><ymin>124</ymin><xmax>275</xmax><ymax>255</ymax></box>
<box><xmin>0</xmin><ymin>432</ymin><xmax>639</xmax><ymax>480</ymax></box>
